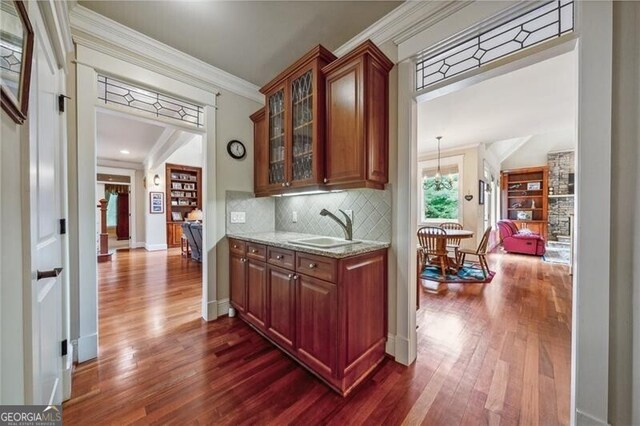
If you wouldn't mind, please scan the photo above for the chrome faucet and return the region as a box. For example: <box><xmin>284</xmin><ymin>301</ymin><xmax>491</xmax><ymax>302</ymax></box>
<box><xmin>319</xmin><ymin>208</ymin><xmax>353</xmax><ymax>241</ymax></box>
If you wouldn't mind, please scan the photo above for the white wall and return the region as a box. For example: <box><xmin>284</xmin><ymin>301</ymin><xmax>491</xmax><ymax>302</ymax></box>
<box><xmin>501</xmin><ymin>129</ymin><xmax>576</xmax><ymax>170</ymax></box>
<box><xmin>214</xmin><ymin>90</ymin><xmax>260</xmax><ymax>304</ymax></box>
<box><xmin>610</xmin><ymin>3</ymin><xmax>640</xmax><ymax>425</ymax></box>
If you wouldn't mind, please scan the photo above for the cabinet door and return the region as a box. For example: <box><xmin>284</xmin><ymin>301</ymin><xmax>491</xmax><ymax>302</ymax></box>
<box><xmin>230</xmin><ymin>254</ymin><xmax>247</xmax><ymax>313</ymax></box>
<box><xmin>246</xmin><ymin>260</ymin><xmax>267</xmax><ymax>329</ymax></box>
<box><xmin>267</xmin><ymin>265</ymin><xmax>296</xmax><ymax>350</ymax></box>
<box><xmin>296</xmin><ymin>274</ymin><xmax>337</xmax><ymax>378</ymax></box>
<box><xmin>325</xmin><ymin>58</ymin><xmax>365</xmax><ymax>185</ymax></box>
<box><xmin>289</xmin><ymin>67</ymin><xmax>322</xmax><ymax>187</ymax></box>
<box><xmin>167</xmin><ymin>223</ymin><xmax>182</xmax><ymax>247</ymax></box>
<box><xmin>266</xmin><ymin>87</ymin><xmax>288</xmax><ymax>191</ymax></box>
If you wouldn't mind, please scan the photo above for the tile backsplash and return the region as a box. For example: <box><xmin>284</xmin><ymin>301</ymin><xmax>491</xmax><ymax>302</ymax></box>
<box><xmin>275</xmin><ymin>189</ymin><xmax>392</xmax><ymax>242</ymax></box>
<box><xmin>225</xmin><ymin>191</ymin><xmax>275</xmax><ymax>234</ymax></box>
<box><xmin>226</xmin><ymin>189</ymin><xmax>392</xmax><ymax>243</ymax></box>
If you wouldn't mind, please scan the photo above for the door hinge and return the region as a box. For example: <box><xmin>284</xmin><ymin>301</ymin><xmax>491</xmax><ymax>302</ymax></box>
<box><xmin>58</xmin><ymin>94</ymin><xmax>71</xmax><ymax>113</ymax></box>
<box><xmin>61</xmin><ymin>339</ymin><xmax>68</xmax><ymax>357</ymax></box>
<box><xmin>59</xmin><ymin>218</ymin><xmax>66</xmax><ymax>235</ymax></box>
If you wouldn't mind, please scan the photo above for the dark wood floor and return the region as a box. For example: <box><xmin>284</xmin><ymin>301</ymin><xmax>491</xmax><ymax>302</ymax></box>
<box><xmin>63</xmin><ymin>248</ymin><xmax>571</xmax><ymax>425</ymax></box>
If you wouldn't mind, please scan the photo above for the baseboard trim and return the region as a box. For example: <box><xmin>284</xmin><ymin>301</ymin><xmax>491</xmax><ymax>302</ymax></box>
<box><xmin>217</xmin><ymin>298</ymin><xmax>230</xmax><ymax>317</ymax></box>
<box><xmin>575</xmin><ymin>410</ymin><xmax>609</xmax><ymax>426</ymax></box>
<box><xmin>62</xmin><ymin>343</ymin><xmax>74</xmax><ymax>401</ymax></box>
<box><xmin>131</xmin><ymin>241</ymin><xmax>146</xmax><ymax>249</ymax></box>
<box><xmin>145</xmin><ymin>243</ymin><xmax>167</xmax><ymax>251</ymax></box>
<box><xmin>385</xmin><ymin>333</ymin><xmax>396</xmax><ymax>357</ymax></box>
<box><xmin>77</xmin><ymin>333</ymin><xmax>97</xmax><ymax>362</ymax></box>
<box><xmin>394</xmin><ymin>334</ymin><xmax>412</xmax><ymax>366</ymax></box>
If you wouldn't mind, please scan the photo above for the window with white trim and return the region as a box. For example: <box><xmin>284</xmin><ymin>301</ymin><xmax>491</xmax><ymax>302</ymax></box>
<box><xmin>418</xmin><ymin>155</ymin><xmax>464</xmax><ymax>224</ymax></box>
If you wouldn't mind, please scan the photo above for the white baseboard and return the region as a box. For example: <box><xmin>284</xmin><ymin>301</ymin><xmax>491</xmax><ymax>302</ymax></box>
<box><xmin>394</xmin><ymin>334</ymin><xmax>413</xmax><ymax>366</ymax></box>
<box><xmin>131</xmin><ymin>241</ymin><xmax>145</xmax><ymax>249</ymax></box>
<box><xmin>575</xmin><ymin>410</ymin><xmax>609</xmax><ymax>426</ymax></box>
<box><xmin>145</xmin><ymin>243</ymin><xmax>167</xmax><ymax>251</ymax></box>
<box><xmin>77</xmin><ymin>333</ymin><xmax>97</xmax><ymax>362</ymax></box>
<box><xmin>385</xmin><ymin>333</ymin><xmax>396</xmax><ymax>357</ymax></box>
<box><xmin>217</xmin><ymin>298</ymin><xmax>230</xmax><ymax>317</ymax></box>
<box><xmin>203</xmin><ymin>299</ymin><xmax>231</xmax><ymax>321</ymax></box>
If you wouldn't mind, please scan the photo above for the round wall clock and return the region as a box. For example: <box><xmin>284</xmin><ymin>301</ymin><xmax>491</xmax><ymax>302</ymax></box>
<box><xmin>226</xmin><ymin>139</ymin><xmax>246</xmax><ymax>160</ymax></box>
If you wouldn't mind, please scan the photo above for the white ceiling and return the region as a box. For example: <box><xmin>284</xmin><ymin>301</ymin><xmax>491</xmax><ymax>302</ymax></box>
<box><xmin>96</xmin><ymin>111</ymin><xmax>166</xmax><ymax>164</ymax></box>
<box><xmin>417</xmin><ymin>51</ymin><xmax>577</xmax><ymax>154</ymax></box>
<box><xmin>77</xmin><ymin>1</ymin><xmax>401</xmax><ymax>86</ymax></box>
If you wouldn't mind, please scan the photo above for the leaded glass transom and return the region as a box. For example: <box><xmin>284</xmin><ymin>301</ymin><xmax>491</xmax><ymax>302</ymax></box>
<box><xmin>97</xmin><ymin>75</ymin><xmax>204</xmax><ymax>127</ymax></box>
<box><xmin>416</xmin><ymin>0</ymin><xmax>574</xmax><ymax>91</ymax></box>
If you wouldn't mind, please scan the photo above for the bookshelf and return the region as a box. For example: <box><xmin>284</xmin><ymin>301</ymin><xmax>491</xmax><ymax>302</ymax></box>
<box><xmin>500</xmin><ymin>166</ymin><xmax>548</xmax><ymax>239</ymax></box>
<box><xmin>165</xmin><ymin>163</ymin><xmax>202</xmax><ymax>247</ymax></box>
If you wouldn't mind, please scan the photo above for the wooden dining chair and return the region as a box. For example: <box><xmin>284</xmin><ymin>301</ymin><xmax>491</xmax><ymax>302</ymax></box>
<box><xmin>457</xmin><ymin>226</ymin><xmax>493</xmax><ymax>277</ymax></box>
<box><xmin>440</xmin><ymin>222</ymin><xmax>463</xmax><ymax>266</ymax></box>
<box><xmin>417</xmin><ymin>226</ymin><xmax>449</xmax><ymax>277</ymax></box>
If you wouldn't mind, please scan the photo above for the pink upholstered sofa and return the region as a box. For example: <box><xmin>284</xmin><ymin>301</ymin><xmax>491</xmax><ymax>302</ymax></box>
<box><xmin>497</xmin><ymin>220</ymin><xmax>546</xmax><ymax>256</ymax></box>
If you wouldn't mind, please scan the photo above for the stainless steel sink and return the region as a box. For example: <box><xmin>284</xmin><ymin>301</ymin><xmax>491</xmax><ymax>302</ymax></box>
<box><xmin>288</xmin><ymin>237</ymin><xmax>361</xmax><ymax>249</ymax></box>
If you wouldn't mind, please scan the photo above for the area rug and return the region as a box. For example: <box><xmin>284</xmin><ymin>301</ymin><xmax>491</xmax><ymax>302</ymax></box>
<box><xmin>543</xmin><ymin>242</ymin><xmax>571</xmax><ymax>265</ymax></box>
<box><xmin>420</xmin><ymin>262</ymin><xmax>495</xmax><ymax>284</ymax></box>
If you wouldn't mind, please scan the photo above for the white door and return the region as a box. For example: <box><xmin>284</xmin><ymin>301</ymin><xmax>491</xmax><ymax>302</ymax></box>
<box><xmin>28</xmin><ymin>13</ymin><xmax>65</xmax><ymax>405</ymax></box>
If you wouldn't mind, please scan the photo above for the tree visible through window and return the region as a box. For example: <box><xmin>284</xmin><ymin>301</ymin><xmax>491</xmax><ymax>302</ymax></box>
<box><xmin>422</xmin><ymin>170</ymin><xmax>459</xmax><ymax>221</ymax></box>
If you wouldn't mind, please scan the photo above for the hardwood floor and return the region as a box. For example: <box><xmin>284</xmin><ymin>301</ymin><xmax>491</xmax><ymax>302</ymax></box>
<box><xmin>63</xmin><ymin>249</ymin><xmax>571</xmax><ymax>425</ymax></box>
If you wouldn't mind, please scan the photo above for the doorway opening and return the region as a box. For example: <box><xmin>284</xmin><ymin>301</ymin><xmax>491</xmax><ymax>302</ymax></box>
<box><xmin>94</xmin><ymin>108</ymin><xmax>205</xmax><ymax>356</ymax></box>
<box><xmin>413</xmin><ymin>46</ymin><xmax>577</xmax><ymax>423</ymax></box>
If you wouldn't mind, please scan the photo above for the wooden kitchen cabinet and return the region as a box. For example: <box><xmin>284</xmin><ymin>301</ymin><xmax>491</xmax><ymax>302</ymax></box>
<box><xmin>266</xmin><ymin>265</ymin><xmax>296</xmax><ymax>350</ymax></box>
<box><xmin>229</xmin><ymin>251</ymin><xmax>247</xmax><ymax>313</ymax></box>
<box><xmin>166</xmin><ymin>222</ymin><xmax>183</xmax><ymax>247</ymax></box>
<box><xmin>296</xmin><ymin>273</ymin><xmax>338</xmax><ymax>378</ymax></box>
<box><xmin>255</xmin><ymin>45</ymin><xmax>336</xmax><ymax>196</ymax></box>
<box><xmin>322</xmin><ymin>40</ymin><xmax>393</xmax><ymax>189</ymax></box>
<box><xmin>246</xmin><ymin>260</ymin><xmax>267</xmax><ymax>329</ymax></box>
<box><xmin>228</xmin><ymin>238</ymin><xmax>388</xmax><ymax>396</ymax></box>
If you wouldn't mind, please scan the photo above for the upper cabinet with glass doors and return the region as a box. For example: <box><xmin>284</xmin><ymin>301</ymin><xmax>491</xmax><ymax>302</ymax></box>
<box><xmin>255</xmin><ymin>46</ymin><xmax>336</xmax><ymax>196</ymax></box>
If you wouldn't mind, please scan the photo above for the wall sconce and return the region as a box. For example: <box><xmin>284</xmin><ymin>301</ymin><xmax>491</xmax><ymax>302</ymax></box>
<box><xmin>153</xmin><ymin>174</ymin><xmax>160</xmax><ymax>186</ymax></box>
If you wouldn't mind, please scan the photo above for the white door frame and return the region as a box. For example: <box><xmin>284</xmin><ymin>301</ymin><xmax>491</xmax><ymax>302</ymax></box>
<box><xmin>394</xmin><ymin>2</ymin><xmax>612</xmax><ymax>424</ymax></box>
<box><xmin>72</xmin><ymin>44</ymin><xmax>219</xmax><ymax>363</ymax></box>
<box><xmin>96</xmin><ymin>166</ymin><xmax>136</xmax><ymax>248</ymax></box>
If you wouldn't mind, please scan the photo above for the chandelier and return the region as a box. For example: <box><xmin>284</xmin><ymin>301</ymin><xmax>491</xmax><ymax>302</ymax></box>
<box><xmin>426</xmin><ymin>136</ymin><xmax>454</xmax><ymax>191</ymax></box>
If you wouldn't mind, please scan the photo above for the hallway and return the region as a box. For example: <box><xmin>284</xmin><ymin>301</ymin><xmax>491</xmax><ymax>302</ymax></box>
<box><xmin>63</xmin><ymin>250</ymin><xmax>570</xmax><ymax>425</ymax></box>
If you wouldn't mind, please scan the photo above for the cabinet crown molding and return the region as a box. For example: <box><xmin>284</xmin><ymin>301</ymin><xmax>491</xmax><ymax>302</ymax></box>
<box><xmin>322</xmin><ymin>39</ymin><xmax>394</xmax><ymax>75</ymax></box>
<box><xmin>259</xmin><ymin>44</ymin><xmax>337</xmax><ymax>95</ymax></box>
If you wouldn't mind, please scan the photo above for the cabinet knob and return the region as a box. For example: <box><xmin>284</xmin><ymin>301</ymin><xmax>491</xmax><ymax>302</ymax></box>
<box><xmin>233</xmin><ymin>244</ymin><xmax>238</xmax><ymax>249</ymax></box>
<box><xmin>251</xmin><ymin>249</ymin><xmax>258</xmax><ymax>253</ymax></box>
<box><xmin>293</xmin><ymin>275</ymin><xmax>299</xmax><ymax>280</ymax></box>
<box><xmin>323</xmin><ymin>178</ymin><xmax>328</xmax><ymax>184</ymax></box>
<box><xmin>308</xmin><ymin>263</ymin><xmax>317</xmax><ymax>269</ymax></box>
<box><xmin>281</xmin><ymin>183</ymin><xmax>286</xmax><ymax>187</ymax></box>
<box><xmin>276</xmin><ymin>255</ymin><xmax>283</xmax><ymax>260</ymax></box>
<box><xmin>288</xmin><ymin>273</ymin><xmax>293</xmax><ymax>279</ymax></box>
<box><xmin>285</xmin><ymin>182</ymin><xmax>291</xmax><ymax>187</ymax></box>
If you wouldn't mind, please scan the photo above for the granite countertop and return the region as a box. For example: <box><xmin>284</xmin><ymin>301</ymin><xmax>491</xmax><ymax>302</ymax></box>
<box><xmin>226</xmin><ymin>231</ymin><xmax>390</xmax><ymax>259</ymax></box>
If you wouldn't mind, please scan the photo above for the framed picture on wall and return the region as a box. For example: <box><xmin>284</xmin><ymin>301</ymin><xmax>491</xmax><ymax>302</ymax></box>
<box><xmin>478</xmin><ymin>180</ymin><xmax>486</xmax><ymax>205</ymax></box>
<box><xmin>149</xmin><ymin>192</ymin><xmax>164</xmax><ymax>214</ymax></box>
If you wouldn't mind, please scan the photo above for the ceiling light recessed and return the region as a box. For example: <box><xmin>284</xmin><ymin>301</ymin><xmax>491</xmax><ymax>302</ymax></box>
<box><xmin>120</xmin><ymin>149</ymin><xmax>130</xmax><ymax>154</ymax></box>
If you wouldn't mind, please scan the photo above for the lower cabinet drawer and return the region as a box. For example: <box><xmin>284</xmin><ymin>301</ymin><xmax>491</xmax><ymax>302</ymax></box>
<box><xmin>229</xmin><ymin>239</ymin><xmax>246</xmax><ymax>255</ymax></box>
<box><xmin>295</xmin><ymin>252</ymin><xmax>337</xmax><ymax>283</ymax></box>
<box><xmin>246</xmin><ymin>242</ymin><xmax>267</xmax><ymax>261</ymax></box>
<box><xmin>267</xmin><ymin>246</ymin><xmax>295</xmax><ymax>270</ymax></box>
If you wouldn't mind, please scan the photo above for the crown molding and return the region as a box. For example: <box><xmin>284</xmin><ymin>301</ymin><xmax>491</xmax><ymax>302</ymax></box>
<box><xmin>69</xmin><ymin>5</ymin><xmax>263</xmax><ymax>104</ymax></box>
<box><xmin>38</xmin><ymin>0</ymin><xmax>74</xmax><ymax>70</ymax></box>
<box><xmin>334</xmin><ymin>1</ymin><xmax>471</xmax><ymax>59</ymax></box>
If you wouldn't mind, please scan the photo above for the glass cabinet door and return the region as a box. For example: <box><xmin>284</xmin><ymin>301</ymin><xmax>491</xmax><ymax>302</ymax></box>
<box><xmin>291</xmin><ymin>70</ymin><xmax>313</xmax><ymax>182</ymax></box>
<box><xmin>268</xmin><ymin>89</ymin><xmax>286</xmax><ymax>186</ymax></box>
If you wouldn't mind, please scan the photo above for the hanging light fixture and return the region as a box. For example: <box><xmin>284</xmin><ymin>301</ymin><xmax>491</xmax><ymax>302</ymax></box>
<box><xmin>426</xmin><ymin>136</ymin><xmax>454</xmax><ymax>191</ymax></box>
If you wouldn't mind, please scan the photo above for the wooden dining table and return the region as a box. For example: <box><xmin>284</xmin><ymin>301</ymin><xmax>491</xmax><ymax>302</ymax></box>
<box><xmin>417</xmin><ymin>228</ymin><xmax>474</xmax><ymax>302</ymax></box>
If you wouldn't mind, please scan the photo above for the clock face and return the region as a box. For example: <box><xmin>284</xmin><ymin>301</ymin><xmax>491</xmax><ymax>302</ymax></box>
<box><xmin>227</xmin><ymin>140</ymin><xmax>246</xmax><ymax>159</ymax></box>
